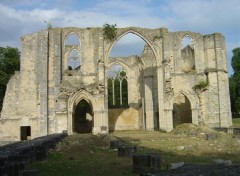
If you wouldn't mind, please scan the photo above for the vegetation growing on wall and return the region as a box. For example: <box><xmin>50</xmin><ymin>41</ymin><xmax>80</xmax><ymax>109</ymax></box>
<box><xmin>0</xmin><ymin>46</ymin><xmax>20</xmax><ymax>111</ymax></box>
<box><xmin>193</xmin><ymin>79</ymin><xmax>208</xmax><ymax>91</ymax></box>
<box><xmin>102</xmin><ymin>23</ymin><xmax>117</xmax><ymax>41</ymax></box>
<box><xmin>153</xmin><ymin>35</ymin><xmax>161</xmax><ymax>41</ymax></box>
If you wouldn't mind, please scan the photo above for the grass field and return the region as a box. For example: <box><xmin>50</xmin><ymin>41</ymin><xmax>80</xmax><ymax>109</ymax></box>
<box><xmin>232</xmin><ymin>118</ymin><xmax>240</xmax><ymax>127</ymax></box>
<box><xmin>29</xmin><ymin>124</ymin><xmax>240</xmax><ymax>176</ymax></box>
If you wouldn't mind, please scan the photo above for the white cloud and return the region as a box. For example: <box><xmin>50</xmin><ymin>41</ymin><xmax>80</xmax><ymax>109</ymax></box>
<box><xmin>0</xmin><ymin>0</ymin><xmax>239</xmax><ymax>75</ymax></box>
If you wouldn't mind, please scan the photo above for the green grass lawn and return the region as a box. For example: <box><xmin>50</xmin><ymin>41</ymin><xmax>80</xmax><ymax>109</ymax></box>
<box><xmin>232</xmin><ymin>118</ymin><xmax>240</xmax><ymax>127</ymax></box>
<box><xmin>29</xmin><ymin>126</ymin><xmax>240</xmax><ymax>175</ymax></box>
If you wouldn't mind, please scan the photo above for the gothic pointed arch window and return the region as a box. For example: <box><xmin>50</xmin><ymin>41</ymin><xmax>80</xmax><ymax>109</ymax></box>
<box><xmin>68</xmin><ymin>49</ymin><xmax>81</xmax><ymax>70</ymax></box>
<box><xmin>64</xmin><ymin>33</ymin><xmax>80</xmax><ymax>46</ymax></box>
<box><xmin>181</xmin><ymin>35</ymin><xmax>195</xmax><ymax>72</ymax></box>
<box><xmin>108</xmin><ymin>64</ymin><xmax>128</xmax><ymax>107</ymax></box>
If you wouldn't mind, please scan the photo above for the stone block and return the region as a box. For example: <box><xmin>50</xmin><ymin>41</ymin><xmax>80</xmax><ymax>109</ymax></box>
<box><xmin>118</xmin><ymin>145</ymin><xmax>137</xmax><ymax>157</ymax></box>
<box><xmin>133</xmin><ymin>153</ymin><xmax>161</xmax><ymax>174</ymax></box>
<box><xmin>109</xmin><ymin>140</ymin><xmax>124</xmax><ymax>149</ymax></box>
<box><xmin>205</xmin><ymin>133</ymin><xmax>218</xmax><ymax>140</ymax></box>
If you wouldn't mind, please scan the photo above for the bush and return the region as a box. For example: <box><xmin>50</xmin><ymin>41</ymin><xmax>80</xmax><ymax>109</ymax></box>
<box><xmin>193</xmin><ymin>80</ymin><xmax>208</xmax><ymax>90</ymax></box>
<box><xmin>102</xmin><ymin>23</ymin><xmax>117</xmax><ymax>41</ymax></box>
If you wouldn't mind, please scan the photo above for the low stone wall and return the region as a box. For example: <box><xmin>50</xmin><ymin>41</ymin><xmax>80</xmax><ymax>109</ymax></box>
<box><xmin>214</xmin><ymin>127</ymin><xmax>240</xmax><ymax>134</ymax></box>
<box><xmin>0</xmin><ymin>133</ymin><xmax>67</xmax><ymax>176</ymax></box>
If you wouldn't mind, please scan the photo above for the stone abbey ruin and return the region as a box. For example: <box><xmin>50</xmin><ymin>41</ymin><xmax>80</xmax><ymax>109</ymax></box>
<box><xmin>0</xmin><ymin>27</ymin><xmax>232</xmax><ymax>141</ymax></box>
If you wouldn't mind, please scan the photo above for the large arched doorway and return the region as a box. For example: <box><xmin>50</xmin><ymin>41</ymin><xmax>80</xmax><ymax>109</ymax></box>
<box><xmin>172</xmin><ymin>93</ymin><xmax>192</xmax><ymax>127</ymax></box>
<box><xmin>73</xmin><ymin>99</ymin><xmax>93</xmax><ymax>133</ymax></box>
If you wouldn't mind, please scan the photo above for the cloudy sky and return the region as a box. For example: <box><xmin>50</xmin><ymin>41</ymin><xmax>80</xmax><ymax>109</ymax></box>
<box><xmin>0</xmin><ymin>0</ymin><xmax>239</xmax><ymax>75</ymax></box>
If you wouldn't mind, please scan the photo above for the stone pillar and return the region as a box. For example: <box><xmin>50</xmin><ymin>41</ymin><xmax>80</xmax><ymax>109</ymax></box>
<box><xmin>158</xmin><ymin>28</ymin><xmax>168</xmax><ymax>131</ymax></box>
<box><xmin>39</xmin><ymin>30</ymin><xmax>49</xmax><ymax>136</ymax></box>
<box><xmin>47</xmin><ymin>29</ymin><xmax>62</xmax><ymax>134</ymax></box>
<box><xmin>92</xmin><ymin>107</ymin><xmax>108</xmax><ymax>134</ymax></box>
<box><xmin>214</xmin><ymin>33</ymin><xmax>232</xmax><ymax>127</ymax></box>
<box><xmin>163</xmin><ymin>109</ymin><xmax>173</xmax><ymax>131</ymax></box>
<box><xmin>144</xmin><ymin>70</ymin><xmax>154</xmax><ymax>130</ymax></box>
<box><xmin>203</xmin><ymin>33</ymin><xmax>232</xmax><ymax>127</ymax></box>
<box><xmin>157</xmin><ymin>65</ymin><xmax>165</xmax><ymax>131</ymax></box>
<box><xmin>98</xmin><ymin>32</ymin><xmax>109</xmax><ymax>134</ymax></box>
<box><xmin>191</xmin><ymin>108</ymin><xmax>199</xmax><ymax>125</ymax></box>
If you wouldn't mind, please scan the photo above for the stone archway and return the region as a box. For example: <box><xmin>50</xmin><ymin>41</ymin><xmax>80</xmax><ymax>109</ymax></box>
<box><xmin>105</xmin><ymin>29</ymin><xmax>158</xmax><ymax>65</ymax></box>
<box><xmin>68</xmin><ymin>90</ymin><xmax>97</xmax><ymax>134</ymax></box>
<box><xmin>105</xmin><ymin>30</ymin><xmax>159</xmax><ymax>131</ymax></box>
<box><xmin>73</xmin><ymin>99</ymin><xmax>93</xmax><ymax>133</ymax></box>
<box><xmin>172</xmin><ymin>93</ymin><xmax>192</xmax><ymax>127</ymax></box>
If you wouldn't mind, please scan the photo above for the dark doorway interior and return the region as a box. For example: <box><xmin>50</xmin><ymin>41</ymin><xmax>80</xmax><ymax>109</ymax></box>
<box><xmin>20</xmin><ymin>126</ymin><xmax>31</xmax><ymax>140</ymax></box>
<box><xmin>73</xmin><ymin>100</ymin><xmax>93</xmax><ymax>133</ymax></box>
<box><xmin>173</xmin><ymin>94</ymin><xmax>192</xmax><ymax>127</ymax></box>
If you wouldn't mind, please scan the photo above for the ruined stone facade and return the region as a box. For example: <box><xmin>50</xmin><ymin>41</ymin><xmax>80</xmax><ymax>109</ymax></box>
<box><xmin>0</xmin><ymin>27</ymin><xmax>232</xmax><ymax>141</ymax></box>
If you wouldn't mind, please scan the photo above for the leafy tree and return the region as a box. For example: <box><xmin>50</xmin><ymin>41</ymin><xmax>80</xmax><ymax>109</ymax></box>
<box><xmin>229</xmin><ymin>47</ymin><xmax>240</xmax><ymax>116</ymax></box>
<box><xmin>0</xmin><ymin>46</ymin><xmax>20</xmax><ymax>111</ymax></box>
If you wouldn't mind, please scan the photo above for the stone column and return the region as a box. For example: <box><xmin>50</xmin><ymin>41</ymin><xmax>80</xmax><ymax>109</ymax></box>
<box><xmin>48</xmin><ymin>29</ymin><xmax>62</xmax><ymax>134</ymax></box>
<box><xmin>92</xmin><ymin>107</ymin><xmax>108</xmax><ymax>134</ymax></box>
<box><xmin>214</xmin><ymin>33</ymin><xmax>232</xmax><ymax>127</ymax></box>
<box><xmin>39</xmin><ymin>30</ymin><xmax>49</xmax><ymax>136</ymax></box>
<box><xmin>144</xmin><ymin>71</ymin><xmax>154</xmax><ymax>130</ymax></box>
<box><xmin>164</xmin><ymin>109</ymin><xmax>173</xmax><ymax>131</ymax></box>
<box><xmin>157</xmin><ymin>65</ymin><xmax>165</xmax><ymax>131</ymax></box>
<box><xmin>191</xmin><ymin>108</ymin><xmax>199</xmax><ymax>125</ymax></box>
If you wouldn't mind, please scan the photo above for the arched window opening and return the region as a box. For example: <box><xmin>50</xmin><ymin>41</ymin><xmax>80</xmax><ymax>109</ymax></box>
<box><xmin>68</xmin><ymin>50</ymin><xmax>81</xmax><ymax>70</ymax></box>
<box><xmin>172</xmin><ymin>93</ymin><xmax>192</xmax><ymax>128</ymax></box>
<box><xmin>181</xmin><ymin>35</ymin><xmax>195</xmax><ymax>72</ymax></box>
<box><xmin>73</xmin><ymin>99</ymin><xmax>93</xmax><ymax>133</ymax></box>
<box><xmin>108</xmin><ymin>64</ymin><xmax>128</xmax><ymax>107</ymax></box>
<box><xmin>65</xmin><ymin>33</ymin><xmax>80</xmax><ymax>46</ymax></box>
<box><xmin>110</xmin><ymin>33</ymin><xmax>145</xmax><ymax>57</ymax></box>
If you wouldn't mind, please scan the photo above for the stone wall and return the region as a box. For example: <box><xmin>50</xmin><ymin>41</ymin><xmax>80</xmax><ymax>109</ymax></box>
<box><xmin>0</xmin><ymin>27</ymin><xmax>232</xmax><ymax>140</ymax></box>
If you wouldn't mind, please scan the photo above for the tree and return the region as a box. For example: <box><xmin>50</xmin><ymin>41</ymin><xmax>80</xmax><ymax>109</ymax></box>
<box><xmin>0</xmin><ymin>46</ymin><xmax>20</xmax><ymax>111</ymax></box>
<box><xmin>229</xmin><ymin>47</ymin><xmax>240</xmax><ymax>117</ymax></box>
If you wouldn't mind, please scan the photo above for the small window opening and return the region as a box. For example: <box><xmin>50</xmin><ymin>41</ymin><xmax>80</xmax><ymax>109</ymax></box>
<box><xmin>20</xmin><ymin>126</ymin><xmax>31</xmax><ymax>140</ymax></box>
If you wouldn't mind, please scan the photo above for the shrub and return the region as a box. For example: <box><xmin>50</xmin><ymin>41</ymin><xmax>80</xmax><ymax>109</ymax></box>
<box><xmin>102</xmin><ymin>23</ymin><xmax>117</xmax><ymax>41</ymax></box>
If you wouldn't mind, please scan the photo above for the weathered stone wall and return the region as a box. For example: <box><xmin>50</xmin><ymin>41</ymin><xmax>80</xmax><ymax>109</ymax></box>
<box><xmin>0</xmin><ymin>27</ymin><xmax>232</xmax><ymax>140</ymax></box>
<box><xmin>108</xmin><ymin>108</ymin><xmax>139</xmax><ymax>131</ymax></box>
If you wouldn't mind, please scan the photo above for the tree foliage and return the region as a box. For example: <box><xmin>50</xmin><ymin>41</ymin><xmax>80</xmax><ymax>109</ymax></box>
<box><xmin>229</xmin><ymin>47</ymin><xmax>240</xmax><ymax>116</ymax></box>
<box><xmin>0</xmin><ymin>46</ymin><xmax>20</xmax><ymax>111</ymax></box>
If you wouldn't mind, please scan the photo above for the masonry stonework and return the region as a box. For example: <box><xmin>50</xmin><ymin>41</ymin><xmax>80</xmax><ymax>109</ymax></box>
<box><xmin>0</xmin><ymin>27</ymin><xmax>232</xmax><ymax>141</ymax></box>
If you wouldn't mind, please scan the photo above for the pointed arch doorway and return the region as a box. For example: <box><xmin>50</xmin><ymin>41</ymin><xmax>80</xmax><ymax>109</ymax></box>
<box><xmin>69</xmin><ymin>91</ymin><xmax>96</xmax><ymax>134</ymax></box>
<box><xmin>73</xmin><ymin>99</ymin><xmax>93</xmax><ymax>133</ymax></box>
<box><xmin>172</xmin><ymin>93</ymin><xmax>192</xmax><ymax>127</ymax></box>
